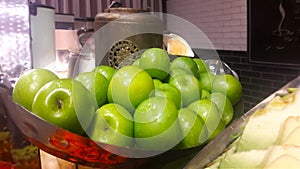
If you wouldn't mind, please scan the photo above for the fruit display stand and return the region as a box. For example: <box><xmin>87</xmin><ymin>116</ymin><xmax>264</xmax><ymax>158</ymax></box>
<box><xmin>0</xmin><ymin>83</ymin><xmax>246</xmax><ymax>169</ymax></box>
<box><xmin>0</xmin><ymin>85</ymin><xmax>213</xmax><ymax>169</ymax></box>
<box><xmin>184</xmin><ymin>76</ymin><xmax>300</xmax><ymax>168</ymax></box>
<box><xmin>0</xmin><ymin>49</ymin><xmax>245</xmax><ymax>168</ymax></box>
<box><xmin>0</xmin><ymin>87</ymin><xmax>40</xmax><ymax>169</ymax></box>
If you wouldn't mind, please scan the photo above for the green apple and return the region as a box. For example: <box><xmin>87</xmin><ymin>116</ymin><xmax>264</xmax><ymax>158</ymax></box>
<box><xmin>12</xmin><ymin>68</ymin><xmax>59</xmax><ymax>111</ymax></box>
<box><xmin>107</xmin><ymin>65</ymin><xmax>154</xmax><ymax>113</ymax></box>
<box><xmin>153</xmin><ymin>79</ymin><xmax>163</xmax><ymax>88</ymax></box>
<box><xmin>139</xmin><ymin>48</ymin><xmax>170</xmax><ymax>81</ymax></box>
<box><xmin>134</xmin><ymin>96</ymin><xmax>181</xmax><ymax>150</ymax></box>
<box><xmin>170</xmin><ymin>57</ymin><xmax>198</xmax><ymax>77</ymax></box>
<box><xmin>152</xmin><ymin>83</ymin><xmax>182</xmax><ymax>109</ymax></box>
<box><xmin>212</xmin><ymin>74</ymin><xmax>242</xmax><ymax>105</ymax></box>
<box><xmin>132</xmin><ymin>58</ymin><xmax>141</xmax><ymax>67</ymax></box>
<box><xmin>167</xmin><ymin>68</ymin><xmax>190</xmax><ymax>83</ymax></box>
<box><xmin>177</xmin><ymin>108</ymin><xmax>207</xmax><ymax>149</ymax></box>
<box><xmin>199</xmin><ymin>72</ymin><xmax>216</xmax><ymax>93</ymax></box>
<box><xmin>88</xmin><ymin>103</ymin><xmax>133</xmax><ymax>148</ymax></box>
<box><xmin>207</xmin><ymin>92</ymin><xmax>234</xmax><ymax>126</ymax></box>
<box><xmin>169</xmin><ymin>68</ymin><xmax>190</xmax><ymax>77</ymax></box>
<box><xmin>193</xmin><ymin>58</ymin><xmax>209</xmax><ymax>74</ymax></box>
<box><xmin>92</xmin><ymin>65</ymin><xmax>116</xmax><ymax>82</ymax></box>
<box><xmin>169</xmin><ymin>74</ymin><xmax>202</xmax><ymax>107</ymax></box>
<box><xmin>32</xmin><ymin>78</ymin><xmax>97</xmax><ymax>135</ymax></box>
<box><xmin>210</xmin><ymin>119</ymin><xmax>226</xmax><ymax>141</ymax></box>
<box><xmin>74</xmin><ymin>71</ymin><xmax>109</xmax><ymax>107</ymax></box>
<box><xmin>188</xmin><ymin>99</ymin><xmax>225</xmax><ymax>141</ymax></box>
<box><xmin>201</xmin><ymin>89</ymin><xmax>210</xmax><ymax>99</ymax></box>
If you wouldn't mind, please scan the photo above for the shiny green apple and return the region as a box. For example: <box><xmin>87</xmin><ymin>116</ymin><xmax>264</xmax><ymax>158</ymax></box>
<box><xmin>199</xmin><ymin>72</ymin><xmax>216</xmax><ymax>93</ymax></box>
<box><xmin>153</xmin><ymin>79</ymin><xmax>163</xmax><ymax>88</ymax></box>
<box><xmin>212</xmin><ymin>74</ymin><xmax>242</xmax><ymax>105</ymax></box>
<box><xmin>177</xmin><ymin>108</ymin><xmax>207</xmax><ymax>149</ymax></box>
<box><xmin>207</xmin><ymin>92</ymin><xmax>234</xmax><ymax>125</ymax></box>
<box><xmin>132</xmin><ymin>58</ymin><xmax>141</xmax><ymax>67</ymax></box>
<box><xmin>75</xmin><ymin>71</ymin><xmax>109</xmax><ymax>107</ymax></box>
<box><xmin>169</xmin><ymin>74</ymin><xmax>202</xmax><ymax>107</ymax></box>
<box><xmin>32</xmin><ymin>78</ymin><xmax>97</xmax><ymax>135</ymax></box>
<box><xmin>201</xmin><ymin>89</ymin><xmax>210</xmax><ymax>99</ymax></box>
<box><xmin>170</xmin><ymin>57</ymin><xmax>198</xmax><ymax>77</ymax></box>
<box><xmin>193</xmin><ymin>58</ymin><xmax>209</xmax><ymax>74</ymax></box>
<box><xmin>92</xmin><ymin>65</ymin><xmax>116</xmax><ymax>82</ymax></box>
<box><xmin>88</xmin><ymin>103</ymin><xmax>133</xmax><ymax>148</ymax></box>
<box><xmin>169</xmin><ymin>68</ymin><xmax>190</xmax><ymax>77</ymax></box>
<box><xmin>151</xmin><ymin>83</ymin><xmax>182</xmax><ymax>109</ymax></box>
<box><xmin>12</xmin><ymin>68</ymin><xmax>58</xmax><ymax>111</ymax></box>
<box><xmin>134</xmin><ymin>96</ymin><xmax>181</xmax><ymax>150</ymax></box>
<box><xmin>107</xmin><ymin>65</ymin><xmax>154</xmax><ymax>113</ymax></box>
<box><xmin>138</xmin><ymin>48</ymin><xmax>170</xmax><ymax>81</ymax></box>
<box><xmin>188</xmin><ymin>99</ymin><xmax>225</xmax><ymax>141</ymax></box>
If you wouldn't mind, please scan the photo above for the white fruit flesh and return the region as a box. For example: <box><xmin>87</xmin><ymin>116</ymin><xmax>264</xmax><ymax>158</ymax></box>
<box><xmin>219</xmin><ymin>149</ymin><xmax>267</xmax><ymax>168</ymax></box>
<box><xmin>236</xmin><ymin>91</ymin><xmax>300</xmax><ymax>152</ymax></box>
<box><xmin>261</xmin><ymin>146</ymin><xmax>300</xmax><ymax>168</ymax></box>
<box><xmin>204</xmin><ymin>90</ymin><xmax>300</xmax><ymax>168</ymax></box>
<box><xmin>276</xmin><ymin>116</ymin><xmax>300</xmax><ymax>146</ymax></box>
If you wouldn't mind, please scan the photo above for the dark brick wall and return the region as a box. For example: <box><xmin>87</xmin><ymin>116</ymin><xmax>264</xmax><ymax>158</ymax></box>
<box><xmin>194</xmin><ymin>49</ymin><xmax>300</xmax><ymax>112</ymax></box>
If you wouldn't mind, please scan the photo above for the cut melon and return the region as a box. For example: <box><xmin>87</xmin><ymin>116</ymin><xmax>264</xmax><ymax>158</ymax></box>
<box><xmin>203</xmin><ymin>90</ymin><xmax>300</xmax><ymax>169</ymax></box>
<box><xmin>263</xmin><ymin>155</ymin><xmax>300</xmax><ymax>169</ymax></box>
<box><xmin>236</xmin><ymin>91</ymin><xmax>300</xmax><ymax>152</ymax></box>
<box><xmin>276</xmin><ymin>116</ymin><xmax>300</xmax><ymax>146</ymax></box>
<box><xmin>218</xmin><ymin>149</ymin><xmax>267</xmax><ymax>168</ymax></box>
<box><xmin>261</xmin><ymin>145</ymin><xmax>300</xmax><ymax>168</ymax></box>
<box><xmin>204</xmin><ymin>138</ymin><xmax>240</xmax><ymax>169</ymax></box>
<box><xmin>215</xmin><ymin>145</ymin><xmax>300</xmax><ymax>169</ymax></box>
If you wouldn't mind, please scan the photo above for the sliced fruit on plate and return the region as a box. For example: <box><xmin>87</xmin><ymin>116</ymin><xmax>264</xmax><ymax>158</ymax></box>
<box><xmin>276</xmin><ymin>116</ymin><xmax>300</xmax><ymax>146</ymax></box>
<box><xmin>236</xmin><ymin>91</ymin><xmax>300</xmax><ymax>152</ymax></box>
<box><xmin>205</xmin><ymin>138</ymin><xmax>240</xmax><ymax>169</ymax></box>
<box><xmin>218</xmin><ymin>149</ymin><xmax>267</xmax><ymax>168</ymax></box>
<box><xmin>210</xmin><ymin>145</ymin><xmax>300</xmax><ymax>169</ymax></box>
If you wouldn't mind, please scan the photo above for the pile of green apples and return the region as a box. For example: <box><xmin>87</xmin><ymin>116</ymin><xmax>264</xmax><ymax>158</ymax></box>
<box><xmin>12</xmin><ymin>48</ymin><xmax>242</xmax><ymax>151</ymax></box>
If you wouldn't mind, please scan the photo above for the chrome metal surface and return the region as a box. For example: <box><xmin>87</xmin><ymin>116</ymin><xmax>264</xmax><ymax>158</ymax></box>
<box><xmin>93</xmin><ymin>12</ymin><xmax>164</xmax><ymax>67</ymax></box>
<box><xmin>0</xmin><ymin>0</ymin><xmax>31</xmax><ymax>88</ymax></box>
<box><xmin>184</xmin><ymin>76</ymin><xmax>300</xmax><ymax>169</ymax></box>
<box><xmin>205</xmin><ymin>59</ymin><xmax>239</xmax><ymax>80</ymax></box>
<box><xmin>108</xmin><ymin>39</ymin><xmax>139</xmax><ymax>68</ymax></box>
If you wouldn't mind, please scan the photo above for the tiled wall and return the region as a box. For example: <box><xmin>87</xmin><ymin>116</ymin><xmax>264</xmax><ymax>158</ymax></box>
<box><xmin>166</xmin><ymin>0</ymin><xmax>247</xmax><ymax>51</ymax></box>
<box><xmin>195</xmin><ymin>49</ymin><xmax>300</xmax><ymax>112</ymax></box>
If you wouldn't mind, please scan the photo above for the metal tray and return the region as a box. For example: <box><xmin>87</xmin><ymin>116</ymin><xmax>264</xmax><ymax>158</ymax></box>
<box><xmin>0</xmin><ymin>86</ymin><xmax>209</xmax><ymax>168</ymax></box>
<box><xmin>184</xmin><ymin>76</ymin><xmax>300</xmax><ymax>169</ymax></box>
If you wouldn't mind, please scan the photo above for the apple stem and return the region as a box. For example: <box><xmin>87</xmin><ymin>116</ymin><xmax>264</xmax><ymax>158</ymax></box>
<box><xmin>56</xmin><ymin>99</ymin><xmax>63</xmax><ymax>109</ymax></box>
